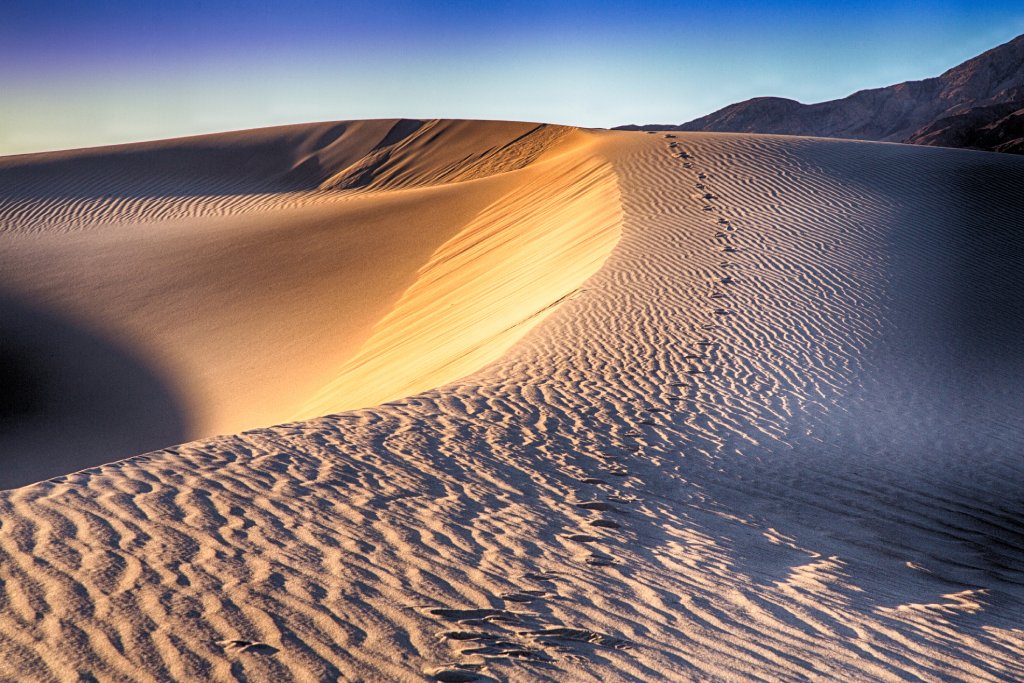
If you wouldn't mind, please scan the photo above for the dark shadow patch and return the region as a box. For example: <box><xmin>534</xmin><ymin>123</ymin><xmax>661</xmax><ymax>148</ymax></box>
<box><xmin>0</xmin><ymin>293</ymin><xmax>190</xmax><ymax>489</ymax></box>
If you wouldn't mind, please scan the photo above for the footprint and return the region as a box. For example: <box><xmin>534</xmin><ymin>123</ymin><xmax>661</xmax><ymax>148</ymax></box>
<box><xmin>606</xmin><ymin>494</ymin><xmax>638</xmax><ymax>504</ymax></box>
<box><xmin>585</xmin><ymin>552</ymin><xmax>616</xmax><ymax>567</ymax></box>
<box><xmin>565</xmin><ymin>534</ymin><xmax>602</xmax><ymax>543</ymax></box>
<box><xmin>575</xmin><ymin>501</ymin><xmax>617</xmax><ymax>512</ymax></box>
<box><xmin>522</xmin><ymin>627</ymin><xmax>628</xmax><ymax>649</ymax></box>
<box><xmin>218</xmin><ymin>639</ymin><xmax>278</xmax><ymax>655</ymax></box>
<box><xmin>457</xmin><ymin>644</ymin><xmax>537</xmax><ymax>659</ymax></box>
<box><xmin>463</xmin><ymin>645</ymin><xmax>551</xmax><ymax>662</ymax></box>
<box><xmin>428</xmin><ymin>665</ymin><xmax>484</xmax><ymax>682</ymax></box>
<box><xmin>500</xmin><ymin>591</ymin><xmax>546</xmax><ymax>603</ymax></box>
<box><xmin>589</xmin><ymin>519</ymin><xmax>621</xmax><ymax>529</ymax></box>
<box><xmin>442</xmin><ymin>631</ymin><xmax>502</xmax><ymax>642</ymax></box>
<box><xmin>427</xmin><ymin>608</ymin><xmax>526</xmax><ymax>624</ymax></box>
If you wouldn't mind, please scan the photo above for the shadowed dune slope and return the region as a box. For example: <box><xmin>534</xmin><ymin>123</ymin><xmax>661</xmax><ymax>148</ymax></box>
<box><xmin>0</xmin><ymin>120</ymin><xmax>621</xmax><ymax>487</ymax></box>
<box><xmin>0</xmin><ymin>128</ymin><xmax>1023</xmax><ymax>681</ymax></box>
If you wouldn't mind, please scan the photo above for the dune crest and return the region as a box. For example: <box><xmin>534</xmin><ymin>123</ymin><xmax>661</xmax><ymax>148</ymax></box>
<box><xmin>0</xmin><ymin>120</ymin><xmax>620</xmax><ymax>486</ymax></box>
<box><xmin>296</xmin><ymin>143</ymin><xmax>621</xmax><ymax>418</ymax></box>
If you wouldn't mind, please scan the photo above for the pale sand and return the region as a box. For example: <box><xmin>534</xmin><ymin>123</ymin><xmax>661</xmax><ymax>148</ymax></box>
<box><xmin>0</xmin><ymin>120</ymin><xmax>618</xmax><ymax>487</ymax></box>
<box><xmin>0</xmin><ymin>123</ymin><xmax>1023</xmax><ymax>681</ymax></box>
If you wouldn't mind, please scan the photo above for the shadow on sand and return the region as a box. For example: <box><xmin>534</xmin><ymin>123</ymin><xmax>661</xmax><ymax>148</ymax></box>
<box><xmin>0</xmin><ymin>293</ymin><xmax>190</xmax><ymax>489</ymax></box>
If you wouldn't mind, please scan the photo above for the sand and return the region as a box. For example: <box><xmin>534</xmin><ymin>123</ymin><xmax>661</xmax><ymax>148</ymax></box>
<box><xmin>0</xmin><ymin>120</ymin><xmax>618</xmax><ymax>488</ymax></box>
<box><xmin>0</xmin><ymin>122</ymin><xmax>1022</xmax><ymax>681</ymax></box>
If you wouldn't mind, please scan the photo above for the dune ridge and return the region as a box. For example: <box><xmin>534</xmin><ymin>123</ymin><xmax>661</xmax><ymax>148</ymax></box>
<box><xmin>0</xmin><ymin>120</ymin><xmax>576</xmax><ymax>236</ymax></box>
<box><xmin>0</xmin><ymin>120</ymin><xmax>619</xmax><ymax>486</ymax></box>
<box><xmin>296</xmin><ymin>144</ymin><xmax>621</xmax><ymax>418</ymax></box>
<box><xmin>1</xmin><ymin>124</ymin><xmax>1023</xmax><ymax>681</ymax></box>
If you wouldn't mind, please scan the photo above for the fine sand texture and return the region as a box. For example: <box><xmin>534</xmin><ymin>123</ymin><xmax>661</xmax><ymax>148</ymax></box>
<box><xmin>0</xmin><ymin>119</ymin><xmax>620</xmax><ymax>488</ymax></box>
<box><xmin>1</xmin><ymin>123</ymin><xmax>1023</xmax><ymax>681</ymax></box>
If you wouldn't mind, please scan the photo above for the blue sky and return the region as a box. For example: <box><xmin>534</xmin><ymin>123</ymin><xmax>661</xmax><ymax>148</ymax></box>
<box><xmin>2</xmin><ymin>0</ymin><xmax>1023</xmax><ymax>154</ymax></box>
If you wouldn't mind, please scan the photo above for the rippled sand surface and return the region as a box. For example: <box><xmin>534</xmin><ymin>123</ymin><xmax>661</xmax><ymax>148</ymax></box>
<box><xmin>0</xmin><ymin>124</ymin><xmax>1022</xmax><ymax>681</ymax></box>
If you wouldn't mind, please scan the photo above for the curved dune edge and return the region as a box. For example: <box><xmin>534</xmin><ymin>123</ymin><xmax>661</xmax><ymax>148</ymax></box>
<box><xmin>0</xmin><ymin>120</ymin><xmax>620</xmax><ymax>486</ymax></box>
<box><xmin>294</xmin><ymin>135</ymin><xmax>622</xmax><ymax>419</ymax></box>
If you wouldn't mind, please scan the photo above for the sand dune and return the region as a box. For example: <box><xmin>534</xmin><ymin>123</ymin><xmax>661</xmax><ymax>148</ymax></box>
<box><xmin>1</xmin><ymin>123</ymin><xmax>1023</xmax><ymax>681</ymax></box>
<box><xmin>0</xmin><ymin>119</ymin><xmax>618</xmax><ymax>487</ymax></box>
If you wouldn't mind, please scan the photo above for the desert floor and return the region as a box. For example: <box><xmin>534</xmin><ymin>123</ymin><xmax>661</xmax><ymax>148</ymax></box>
<box><xmin>0</xmin><ymin>121</ymin><xmax>1022</xmax><ymax>681</ymax></box>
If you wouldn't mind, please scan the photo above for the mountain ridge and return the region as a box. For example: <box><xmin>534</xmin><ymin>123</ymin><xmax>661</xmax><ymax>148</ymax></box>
<box><xmin>616</xmin><ymin>33</ymin><xmax>1024</xmax><ymax>153</ymax></box>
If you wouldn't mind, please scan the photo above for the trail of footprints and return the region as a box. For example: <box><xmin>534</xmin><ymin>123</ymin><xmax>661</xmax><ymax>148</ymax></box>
<box><xmin>422</xmin><ymin>395</ymin><xmax>642</xmax><ymax>671</ymax></box>
<box><xmin>425</xmin><ymin>134</ymin><xmax>740</xmax><ymax>681</ymax></box>
<box><xmin>422</xmin><ymin>573</ymin><xmax>629</xmax><ymax>681</ymax></box>
<box><xmin>668</xmin><ymin>137</ymin><xmax>739</xmax><ymax>377</ymax></box>
<box><xmin>423</xmin><ymin>488</ymin><xmax>635</xmax><ymax>680</ymax></box>
<box><xmin>425</xmin><ymin>132</ymin><xmax>759</xmax><ymax>680</ymax></box>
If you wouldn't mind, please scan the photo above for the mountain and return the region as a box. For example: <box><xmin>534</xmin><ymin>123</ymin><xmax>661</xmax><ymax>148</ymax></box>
<box><xmin>906</xmin><ymin>100</ymin><xmax>1024</xmax><ymax>153</ymax></box>
<box><xmin>617</xmin><ymin>33</ymin><xmax>1024</xmax><ymax>153</ymax></box>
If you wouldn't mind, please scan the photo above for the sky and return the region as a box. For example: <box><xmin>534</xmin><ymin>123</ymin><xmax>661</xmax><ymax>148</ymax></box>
<box><xmin>2</xmin><ymin>0</ymin><xmax>1023</xmax><ymax>155</ymax></box>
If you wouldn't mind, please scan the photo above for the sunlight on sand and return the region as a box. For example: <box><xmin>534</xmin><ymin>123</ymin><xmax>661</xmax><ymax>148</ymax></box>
<box><xmin>0</xmin><ymin>121</ymin><xmax>1022</xmax><ymax>681</ymax></box>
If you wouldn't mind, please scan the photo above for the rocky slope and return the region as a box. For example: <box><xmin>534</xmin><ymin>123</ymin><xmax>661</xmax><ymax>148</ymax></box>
<box><xmin>618</xmin><ymin>33</ymin><xmax>1024</xmax><ymax>153</ymax></box>
<box><xmin>906</xmin><ymin>100</ymin><xmax>1024</xmax><ymax>153</ymax></box>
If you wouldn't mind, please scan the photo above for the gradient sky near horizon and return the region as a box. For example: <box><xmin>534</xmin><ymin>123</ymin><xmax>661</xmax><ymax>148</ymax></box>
<box><xmin>3</xmin><ymin>0</ymin><xmax>1023</xmax><ymax>155</ymax></box>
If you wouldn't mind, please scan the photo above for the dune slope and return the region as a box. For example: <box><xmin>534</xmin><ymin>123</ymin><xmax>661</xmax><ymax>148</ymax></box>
<box><xmin>0</xmin><ymin>127</ymin><xmax>1023</xmax><ymax>681</ymax></box>
<box><xmin>0</xmin><ymin>120</ymin><xmax>620</xmax><ymax>488</ymax></box>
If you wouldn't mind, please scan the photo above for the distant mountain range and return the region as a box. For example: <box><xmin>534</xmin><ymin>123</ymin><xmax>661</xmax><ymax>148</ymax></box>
<box><xmin>617</xmin><ymin>33</ymin><xmax>1024</xmax><ymax>154</ymax></box>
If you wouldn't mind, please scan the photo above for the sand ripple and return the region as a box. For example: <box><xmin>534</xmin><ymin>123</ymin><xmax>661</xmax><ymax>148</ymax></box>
<box><xmin>1</xmin><ymin>129</ymin><xmax>1022</xmax><ymax>681</ymax></box>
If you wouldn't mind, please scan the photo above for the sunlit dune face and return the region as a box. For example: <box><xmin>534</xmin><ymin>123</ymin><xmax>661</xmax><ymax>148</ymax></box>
<box><xmin>0</xmin><ymin>119</ymin><xmax>621</xmax><ymax>486</ymax></box>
